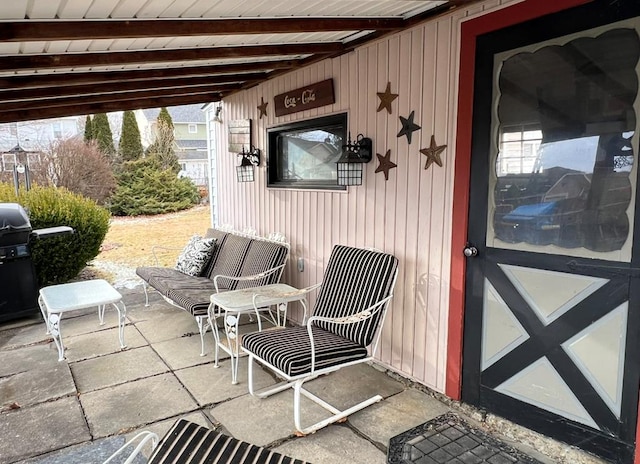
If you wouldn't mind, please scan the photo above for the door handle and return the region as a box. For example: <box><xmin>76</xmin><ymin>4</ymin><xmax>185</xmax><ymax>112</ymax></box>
<box><xmin>463</xmin><ymin>244</ymin><xmax>478</xmax><ymax>257</ymax></box>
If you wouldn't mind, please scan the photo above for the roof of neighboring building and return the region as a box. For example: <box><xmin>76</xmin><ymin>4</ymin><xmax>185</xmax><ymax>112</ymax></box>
<box><xmin>143</xmin><ymin>105</ymin><xmax>206</xmax><ymax>124</ymax></box>
<box><xmin>177</xmin><ymin>151</ymin><xmax>209</xmax><ymax>161</ymax></box>
<box><xmin>176</xmin><ymin>139</ymin><xmax>207</xmax><ymax>149</ymax></box>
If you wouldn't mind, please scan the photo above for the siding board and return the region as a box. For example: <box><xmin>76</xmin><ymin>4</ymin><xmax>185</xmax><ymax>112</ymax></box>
<box><xmin>210</xmin><ymin>0</ymin><xmax>521</xmax><ymax>391</ymax></box>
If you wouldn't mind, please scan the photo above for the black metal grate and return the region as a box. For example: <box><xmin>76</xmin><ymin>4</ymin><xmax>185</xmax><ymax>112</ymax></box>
<box><xmin>388</xmin><ymin>413</ymin><xmax>543</xmax><ymax>464</ymax></box>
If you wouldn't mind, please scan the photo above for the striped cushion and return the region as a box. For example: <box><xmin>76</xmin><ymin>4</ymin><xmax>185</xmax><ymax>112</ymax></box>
<box><xmin>242</xmin><ymin>326</ymin><xmax>368</xmax><ymax>377</ymax></box>
<box><xmin>167</xmin><ymin>286</ymin><xmax>217</xmax><ymax>317</ymax></box>
<box><xmin>136</xmin><ymin>267</ymin><xmax>191</xmax><ymax>297</ymax></box>
<box><xmin>234</xmin><ymin>240</ymin><xmax>288</xmax><ymax>290</ymax></box>
<box><xmin>312</xmin><ymin>246</ymin><xmax>398</xmax><ymax>347</ymax></box>
<box><xmin>206</xmin><ymin>234</ymin><xmax>252</xmax><ymax>289</ymax></box>
<box><xmin>149</xmin><ymin>419</ymin><xmax>310</xmax><ymax>464</ymax></box>
<box><xmin>202</xmin><ymin>228</ymin><xmax>230</xmax><ymax>277</ymax></box>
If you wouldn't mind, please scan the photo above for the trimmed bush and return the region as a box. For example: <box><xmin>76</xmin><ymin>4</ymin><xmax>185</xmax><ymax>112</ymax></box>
<box><xmin>110</xmin><ymin>155</ymin><xmax>199</xmax><ymax>216</ymax></box>
<box><xmin>0</xmin><ymin>183</ymin><xmax>110</xmax><ymax>286</ymax></box>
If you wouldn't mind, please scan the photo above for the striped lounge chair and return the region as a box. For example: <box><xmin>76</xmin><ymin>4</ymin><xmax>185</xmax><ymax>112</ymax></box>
<box><xmin>104</xmin><ymin>418</ymin><xmax>310</xmax><ymax>464</ymax></box>
<box><xmin>241</xmin><ymin>245</ymin><xmax>399</xmax><ymax>435</ymax></box>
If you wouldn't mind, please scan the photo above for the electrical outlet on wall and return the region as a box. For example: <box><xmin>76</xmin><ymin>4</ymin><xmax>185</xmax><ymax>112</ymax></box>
<box><xmin>297</xmin><ymin>257</ymin><xmax>304</xmax><ymax>272</ymax></box>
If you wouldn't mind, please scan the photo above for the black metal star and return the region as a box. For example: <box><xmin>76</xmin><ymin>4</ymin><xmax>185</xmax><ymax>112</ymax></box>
<box><xmin>419</xmin><ymin>135</ymin><xmax>447</xmax><ymax>170</ymax></box>
<box><xmin>257</xmin><ymin>97</ymin><xmax>268</xmax><ymax>119</ymax></box>
<box><xmin>375</xmin><ymin>150</ymin><xmax>397</xmax><ymax>181</ymax></box>
<box><xmin>376</xmin><ymin>82</ymin><xmax>399</xmax><ymax>114</ymax></box>
<box><xmin>397</xmin><ymin>110</ymin><xmax>421</xmax><ymax>144</ymax></box>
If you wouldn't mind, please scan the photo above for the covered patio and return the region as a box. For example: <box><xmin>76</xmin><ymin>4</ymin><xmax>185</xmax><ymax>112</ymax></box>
<box><xmin>2</xmin><ymin>0</ymin><xmax>639</xmax><ymax>463</ymax></box>
<box><xmin>0</xmin><ymin>284</ymin><xmax>547</xmax><ymax>464</ymax></box>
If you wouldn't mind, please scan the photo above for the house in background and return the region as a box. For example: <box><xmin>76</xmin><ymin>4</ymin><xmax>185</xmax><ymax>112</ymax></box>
<box><xmin>137</xmin><ymin>105</ymin><xmax>209</xmax><ymax>188</ymax></box>
<box><xmin>0</xmin><ymin>117</ymin><xmax>83</xmax><ymax>180</ymax></box>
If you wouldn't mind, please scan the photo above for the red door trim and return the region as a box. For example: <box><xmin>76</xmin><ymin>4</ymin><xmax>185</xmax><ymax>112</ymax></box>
<box><xmin>445</xmin><ymin>0</ymin><xmax>593</xmax><ymax>400</ymax></box>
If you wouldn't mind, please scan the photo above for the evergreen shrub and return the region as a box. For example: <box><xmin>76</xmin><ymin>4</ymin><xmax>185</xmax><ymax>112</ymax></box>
<box><xmin>0</xmin><ymin>183</ymin><xmax>110</xmax><ymax>286</ymax></box>
<box><xmin>109</xmin><ymin>156</ymin><xmax>199</xmax><ymax>216</ymax></box>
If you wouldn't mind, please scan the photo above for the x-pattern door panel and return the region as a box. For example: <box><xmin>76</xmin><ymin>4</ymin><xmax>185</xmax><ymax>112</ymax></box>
<box><xmin>462</xmin><ymin>3</ymin><xmax>640</xmax><ymax>463</ymax></box>
<box><xmin>481</xmin><ymin>253</ymin><xmax>629</xmax><ymax>433</ymax></box>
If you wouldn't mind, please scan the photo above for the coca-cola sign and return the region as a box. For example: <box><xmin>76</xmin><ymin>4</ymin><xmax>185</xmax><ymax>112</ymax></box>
<box><xmin>274</xmin><ymin>79</ymin><xmax>335</xmax><ymax>117</ymax></box>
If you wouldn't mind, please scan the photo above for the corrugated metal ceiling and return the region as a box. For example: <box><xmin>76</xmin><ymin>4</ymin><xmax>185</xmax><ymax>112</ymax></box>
<box><xmin>0</xmin><ymin>0</ymin><xmax>478</xmax><ymax>122</ymax></box>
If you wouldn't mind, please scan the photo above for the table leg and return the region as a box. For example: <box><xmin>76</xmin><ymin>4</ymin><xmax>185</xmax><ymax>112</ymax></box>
<box><xmin>277</xmin><ymin>302</ymin><xmax>288</xmax><ymax>326</ymax></box>
<box><xmin>208</xmin><ymin>304</ymin><xmax>221</xmax><ymax>368</ymax></box>
<box><xmin>111</xmin><ymin>301</ymin><xmax>127</xmax><ymax>350</ymax></box>
<box><xmin>38</xmin><ymin>295</ymin><xmax>50</xmax><ymax>334</ymax></box>
<box><xmin>48</xmin><ymin>313</ymin><xmax>65</xmax><ymax>362</ymax></box>
<box><xmin>225</xmin><ymin>312</ymin><xmax>240</xmax><ymax>385</ymax></box>
<box><xmin>98</xmin><ymin>304</ymin><xmax>106</xmax><ymax>325</ymax></box>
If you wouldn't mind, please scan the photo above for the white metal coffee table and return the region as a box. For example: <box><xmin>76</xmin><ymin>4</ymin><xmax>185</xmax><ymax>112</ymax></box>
<box><xmin>38</xmin><ymin>279</ymin><xmax>127</xmax><ymax>361</ymax></box>
<box><xmin>208</xmin><ymin>283</ymin><xmax>309</xmax><ymax>384</ymax></box>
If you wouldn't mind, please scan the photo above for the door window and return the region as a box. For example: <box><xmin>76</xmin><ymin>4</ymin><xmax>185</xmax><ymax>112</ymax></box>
<box><xmin>488</xmin><ymin>26</ymin><xmax>639</xmax><ymax>261</ymax></box>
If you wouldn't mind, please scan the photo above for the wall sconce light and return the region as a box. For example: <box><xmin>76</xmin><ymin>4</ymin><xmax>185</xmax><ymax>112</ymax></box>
<box><xmin>336</xmin><ymin>133</ymin><xmax>372</xmax><ymax>186</ymax></box>
<box><xmin>236</xmin><ymin>145</ymin><xmax>261</xmax><ymax>182</ymax></box>
<box><xmin>213</xmin><ymin>103</ymin><xmax>223</xmax><ymax>123</ymax></box>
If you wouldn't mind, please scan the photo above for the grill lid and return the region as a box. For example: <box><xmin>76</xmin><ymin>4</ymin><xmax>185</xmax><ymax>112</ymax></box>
<box><xmin>0</xmin><ymin>203</ymin><xmax>32</xmax><ymax>235</ymax></box>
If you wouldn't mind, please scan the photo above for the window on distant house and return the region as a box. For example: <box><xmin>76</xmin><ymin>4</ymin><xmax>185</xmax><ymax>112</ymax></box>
<box><xmin>2</xmin><ymin>154</ymin><xmax>16</xmax><ymax>171</ymax></box>
<box><xmin>267</xmin><ymin>113</ymin><xmax>347</xmax><ymax>190</ymax></box>
<box><xmin>52</xmin><ymin>121</ymin><xmax>63</xmax><ymax>139</ymax></box>
<box><xmin>27</xmin><ymin>153</ymin><xmax>40</xmax><ymax>169</ymax></box>
<box><xmin>188</xmin><ymin>124</ymin><xmax>197</xmax><ymax>134</ymax></box>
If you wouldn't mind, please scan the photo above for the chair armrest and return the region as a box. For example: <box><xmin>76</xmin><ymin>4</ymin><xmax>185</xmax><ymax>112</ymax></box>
<box><xmin>103</xmin><ymin>430</ymin><xmax>159</xmax><ymax>464</ymax></box>
<box><xmin>307</xmin><ymin>294</ymin><xmax>393</xmax><ymax>326</ymax></box>
<box><xmin>305</xmin><ymin>294</ymin><xmax>394</xmax><ymax>373</ymax></box>
<box><xmin>212</xmin><ymin>263</ymin><xmax>286</xmax><ymax>293</ymax></box>
<box><xmin>151</xmin><ymin>245</ymin><xmax>183</xmax><ymax>266</ymax></box>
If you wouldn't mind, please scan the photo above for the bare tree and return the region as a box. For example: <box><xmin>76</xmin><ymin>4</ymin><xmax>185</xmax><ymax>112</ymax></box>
<box><xmin>37</xmin><ymin>137</ymin><xmax>116</xmax><ymax>204</ymax></box>
<box><xmin>146</xmin><ymin>119</ymin><xmax>180</xmax><ymax>172</ymax></box>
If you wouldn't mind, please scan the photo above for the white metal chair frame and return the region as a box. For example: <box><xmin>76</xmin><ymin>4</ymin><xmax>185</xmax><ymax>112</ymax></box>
<box><xmin>103</xmin><ymin>430</ymin><xmax>159</xmax><ymax>464</ymax></box>
<box><xmin>242</xmin><ymin>274</ymin><xmax>397</xmax><ymax>435</ymax></box>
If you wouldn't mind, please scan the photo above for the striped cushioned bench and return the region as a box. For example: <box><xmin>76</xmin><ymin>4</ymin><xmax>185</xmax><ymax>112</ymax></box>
<box><xmin>136</xmin><ymin>228</ymin><xmax>289</xmax><ymax>357</ymax></box>
<box><xmin>242</xmin><ymin>245</ymin><xmax>399</xmax><ymax>435</ymax></box>
<box><xmin>149</xmin><ymin>419</ymin><xmax>310</xmax><ymax>464</ymax></box>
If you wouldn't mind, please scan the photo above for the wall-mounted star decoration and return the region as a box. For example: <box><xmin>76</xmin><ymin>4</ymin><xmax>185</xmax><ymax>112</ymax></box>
<box><xmin>375</xmin><ymin>150</ymin><xmax>397</xmax><ymax>181</ymax></box>
<box><xmin>257</xmin><ymin>97</ymin><xmax>268</xmax><ymax>119</ymax></box>
<box><xmin>376</xmin><ymin>82</ymin><xmax>399</xmax><ymax>114</ymax></box>
<box><xmin>397</xmin><ymin>110</ymin><xmax>421</xmax><ymax>144</ymax></box>
<box><xmin>420</xmin><ymin>135</ymin><xmax>447</xmax><ymax>170</ymax></box>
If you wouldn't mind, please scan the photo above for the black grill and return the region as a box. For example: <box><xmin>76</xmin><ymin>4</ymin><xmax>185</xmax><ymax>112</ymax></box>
<box><xmin>0</xmin><ymin>203</ymin><xmax>73</xmax><ymax>323</ymax></box>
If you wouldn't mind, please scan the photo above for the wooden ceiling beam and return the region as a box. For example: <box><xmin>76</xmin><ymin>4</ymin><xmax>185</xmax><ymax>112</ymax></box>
<box><xmin>0</xmin><ymin>60</ymin><xmax>294</xmax><ymax>90</ymax></box>
<box><xmin>0</xmin><ymin>18</ymin><xmax>404</xmax><ymax>41</ymax></box>
<box><xmin>0</xmin><ymin>43</ymin><xmax>344</xmax><ymax>72</ymax></box>
<box><xmin>0</xmin><ymin>94</ymin><xmax>220</xmax><ymax>124</ymax></box>
<box><xmin>0</xmin><ymin>84</ymin><xmax>237</xmax><ymax>114</ymax></box>
<box><xmin>0</xmin><ymin>73</ymin><xmax>266</xmax><ymax>102</ymax></box>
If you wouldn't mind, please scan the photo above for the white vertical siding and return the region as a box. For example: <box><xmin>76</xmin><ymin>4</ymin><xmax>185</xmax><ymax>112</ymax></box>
<box><xmin>210</xmin><ymin>0</ymin><xmax>520</xmax><ymax>392</ymax></box>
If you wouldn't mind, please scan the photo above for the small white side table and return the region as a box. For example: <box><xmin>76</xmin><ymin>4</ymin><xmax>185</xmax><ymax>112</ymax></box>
<box><xmin>38</xmin><ymin>279</ymin><xmax>127</xmax><ymax>361</ymax></box>
<box><xmin>209</xmin><ymin>283</ymin><xmax>309</xmax><ymax>384</ymax></box>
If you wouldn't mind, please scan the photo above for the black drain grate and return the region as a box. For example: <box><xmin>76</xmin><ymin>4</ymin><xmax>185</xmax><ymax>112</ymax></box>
<box><xmin>388</xmin><ymin>413</ymin><xmax>543</xmax><ymax>464</ymax></box>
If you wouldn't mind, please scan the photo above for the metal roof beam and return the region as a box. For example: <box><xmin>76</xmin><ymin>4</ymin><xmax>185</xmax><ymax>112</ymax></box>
<box><xmin>0</xmin><ymin>73</ymin><xmax>266</xmax><ymax>102</ymax></box>
<box><xmin>0</xmin><ymin>43</ymin><xmax>343</xmax><ymax>71</ymax></box>
<box><xmin>0</xmin><ymin>18</ymin><xmax>404</xmax><ymax>41</ymax></box>
<box><xmin>0</xmin><ymin>84</ymin><xmax>237</xmax><ymax>114</ymax></box>
<box><xmin>0</xmin><ymin>94</ymin><xmax>220</xmax><ymax>124</ymax></box>
<box><xmin>0</xmin><ymin>61</ymin><xmax>294</xmax><ymax>90</ymax></box>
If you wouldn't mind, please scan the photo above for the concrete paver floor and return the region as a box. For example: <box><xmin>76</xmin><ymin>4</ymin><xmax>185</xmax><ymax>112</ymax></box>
<box><xmin>0</xmin><ymin>287</ymin><xmax>606</xmax><ymax>464</ymax></box>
